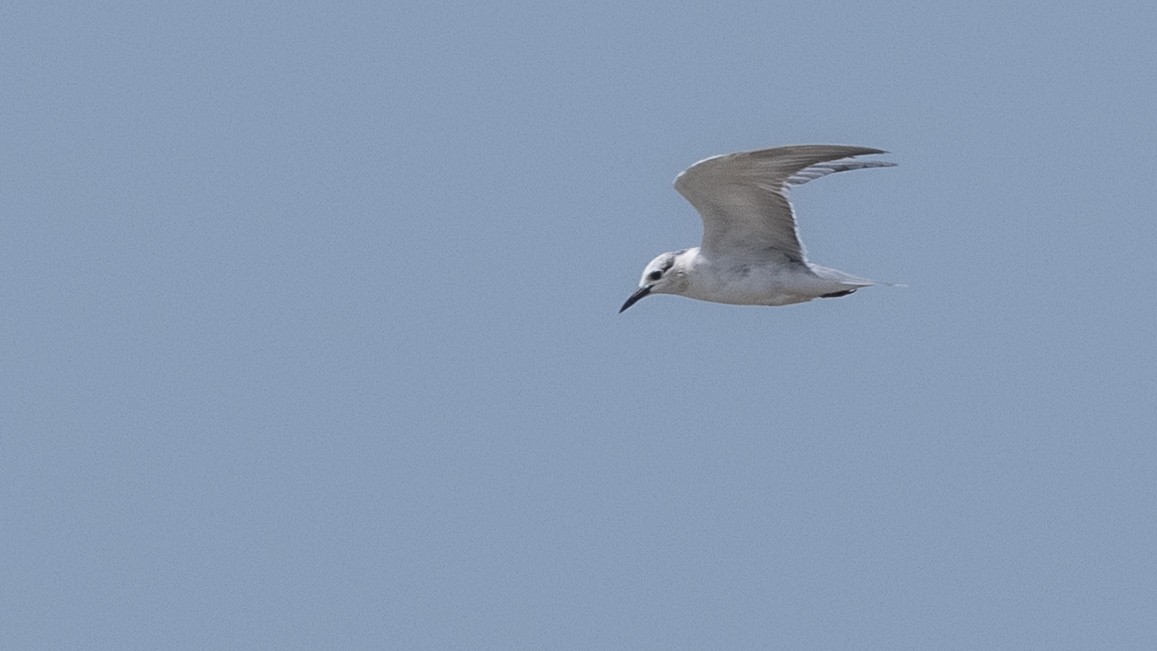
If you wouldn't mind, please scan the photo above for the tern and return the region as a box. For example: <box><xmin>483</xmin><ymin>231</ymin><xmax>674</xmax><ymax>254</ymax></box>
<box><xmin>620</xmin><ymin>144</ymin><xmax>896</xmax><ymax>313</ymax></box>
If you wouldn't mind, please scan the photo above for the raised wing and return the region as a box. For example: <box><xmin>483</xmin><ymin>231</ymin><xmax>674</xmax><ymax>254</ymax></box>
<box><xmin>673</xmin><ymin>145</ymin><xmax>893</xmax><ymax>262</ymax></box>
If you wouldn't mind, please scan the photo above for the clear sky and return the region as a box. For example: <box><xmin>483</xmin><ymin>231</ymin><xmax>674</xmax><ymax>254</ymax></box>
<box><xmin>4</xmin><ymin>1</ymin><xmax>1156</xmax><ymax>648</ymax></box>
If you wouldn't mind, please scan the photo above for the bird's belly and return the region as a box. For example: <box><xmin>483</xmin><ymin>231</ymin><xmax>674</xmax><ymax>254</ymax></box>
<box><xmin>683</xmin><ymin>273</ymin><xmax>814</xmax><ymax>306</ymax></box>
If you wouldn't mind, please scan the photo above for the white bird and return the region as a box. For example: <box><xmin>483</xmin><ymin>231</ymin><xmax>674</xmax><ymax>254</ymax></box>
<box><xmin>620</xmin><ymin>144</ymin><xmax>897</xmax><ymax>313</ymax></box>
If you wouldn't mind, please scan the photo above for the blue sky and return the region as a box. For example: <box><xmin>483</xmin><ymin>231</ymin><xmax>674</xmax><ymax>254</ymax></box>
<box><xmin>3</xmin><ymin>1</ymin><xmax>1155</xmax><ymax>648</ymax></box>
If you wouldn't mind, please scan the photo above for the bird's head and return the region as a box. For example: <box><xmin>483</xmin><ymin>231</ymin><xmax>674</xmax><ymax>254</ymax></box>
<box><xmin>619</xmin><ymin>249</ymin><xmax>691</xmax><ymax>313</ymax></box>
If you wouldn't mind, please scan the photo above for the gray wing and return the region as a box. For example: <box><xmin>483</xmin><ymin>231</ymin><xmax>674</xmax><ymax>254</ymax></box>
<box><xmin>673</xmin><ymin>145</ymin><xmax>894</xmax><ymax>263</ymax></box>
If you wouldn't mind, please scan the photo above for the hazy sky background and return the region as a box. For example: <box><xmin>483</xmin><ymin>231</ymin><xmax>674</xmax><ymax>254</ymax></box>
<box><xmin>4</xmin><ymin>1</ymin><xmax>1156</xmax><ymax>648</ymax></box>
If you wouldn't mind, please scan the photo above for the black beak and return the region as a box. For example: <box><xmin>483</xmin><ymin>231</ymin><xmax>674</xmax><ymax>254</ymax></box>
<box><xmin>619</xmin><ymin>285</ymin><xmax>652</xmax><ymax>313</ymax></box>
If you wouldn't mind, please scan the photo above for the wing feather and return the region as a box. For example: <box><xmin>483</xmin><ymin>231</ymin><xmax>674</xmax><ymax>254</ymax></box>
<box><xmin>673</xmin><ymin>145</ymin><xmax>892</xmax><ymax>262</ymax></box>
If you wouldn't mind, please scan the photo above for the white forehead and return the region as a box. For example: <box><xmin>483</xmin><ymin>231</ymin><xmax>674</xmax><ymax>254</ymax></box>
<box><xmin>645</xmin><ymin>254</ymin><xmax>672</xmax><ymax>271</ymax></box>
<box><xmin>645</xmin><ymin>248</ymin><xmax>687</xmax><ymax>272</ymax></box>
<box><xmin>638</xmin><ymin>252</ymin><xmax>679</xmax><ymax>285</ymax></box>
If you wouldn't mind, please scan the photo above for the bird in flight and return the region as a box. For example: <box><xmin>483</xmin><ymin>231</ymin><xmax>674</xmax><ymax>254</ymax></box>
<box><xmin>620</xmin><ymin>144</ymin><xmax>896</xmax><ymax>313</ymax></box>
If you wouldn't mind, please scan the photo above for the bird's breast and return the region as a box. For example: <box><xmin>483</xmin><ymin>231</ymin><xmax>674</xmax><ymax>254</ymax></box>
<box><xmin>682</xmin><ymin>263</ymin><xmax>813</xmax><ymax>306</ymax></box>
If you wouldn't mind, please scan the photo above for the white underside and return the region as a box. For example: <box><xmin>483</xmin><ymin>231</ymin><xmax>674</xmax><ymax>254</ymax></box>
<box><xmin>678</xmin><ymin>256</ymin><xmax>874</xmax><ymax>306</ymax></box>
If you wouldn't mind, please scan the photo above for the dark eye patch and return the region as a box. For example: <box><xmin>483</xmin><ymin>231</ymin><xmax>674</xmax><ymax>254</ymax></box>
<box><xmin>648</xmin><ymin>270</ymin><xmax>663</xmax><ymax>281</ymax></box>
